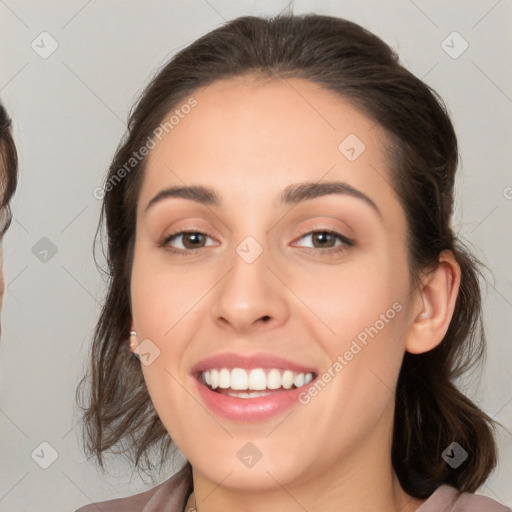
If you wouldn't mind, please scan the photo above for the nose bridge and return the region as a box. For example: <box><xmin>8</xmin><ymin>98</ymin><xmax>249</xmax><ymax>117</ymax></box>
<box><xmin>211</xmin><ymin>232</ymin><xmax>289</xmax><ymax>331</ymax></box>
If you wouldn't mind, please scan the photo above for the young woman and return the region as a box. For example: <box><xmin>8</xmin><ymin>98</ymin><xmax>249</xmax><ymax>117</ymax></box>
<box><xmin>75</xmin><ymin>13</ymin><xmax>510</xmax><ymax>512</ymax></box>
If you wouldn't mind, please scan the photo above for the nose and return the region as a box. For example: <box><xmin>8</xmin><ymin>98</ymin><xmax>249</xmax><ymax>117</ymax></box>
<box><xmin>211</xmin><ymin>240</ymin><xmax>290</xmax><ymax>334</ymax></box>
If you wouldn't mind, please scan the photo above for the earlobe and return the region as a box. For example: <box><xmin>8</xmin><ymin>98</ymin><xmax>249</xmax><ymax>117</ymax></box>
<box><xmin>406</xmin><ymin>250</ymin><xmax>461</xmax><ymax>354</ymax></box>
<box><xmin>129</xmin><ymin>320</ymin><xmax>138</xmax><ymax>353</ymax></box>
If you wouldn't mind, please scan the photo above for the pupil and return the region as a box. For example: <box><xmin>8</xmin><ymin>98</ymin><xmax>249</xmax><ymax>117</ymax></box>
<box><xmin>315</xmin><ymin>232</ymin><xmax>333</xmax><ymax>248</ymax></box>
<box><xmin>185</xmin><ymin>233</ymin><xmax>203</xmax><ymax>248</ymax></box>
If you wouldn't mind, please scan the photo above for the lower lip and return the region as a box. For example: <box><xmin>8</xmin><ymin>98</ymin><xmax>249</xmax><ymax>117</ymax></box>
<box><xmin>194</xmin><ymin>377</ymin><xmax>311</xmax><ymax>422</ymax></box>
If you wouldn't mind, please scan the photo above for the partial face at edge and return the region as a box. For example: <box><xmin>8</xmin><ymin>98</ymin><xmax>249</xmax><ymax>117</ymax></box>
<box><xmin>130</xmin><ymin>77</ymin><xmax>415</xmax><ymax>489</ymax></box>
<box><xmin>0</xmin><ymin>244</ymin><xmax>4</xmax><ymax>335</ymax></box>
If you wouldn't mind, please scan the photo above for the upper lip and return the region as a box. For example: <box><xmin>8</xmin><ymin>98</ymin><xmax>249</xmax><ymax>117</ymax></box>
<box><xmin>190</xmin><ymin>352</ymin><xmax>318</xmax><ymax>376</ymax></box>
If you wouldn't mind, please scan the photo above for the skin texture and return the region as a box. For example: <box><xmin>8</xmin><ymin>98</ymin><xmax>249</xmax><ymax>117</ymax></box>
<box><xmin>130</xmin><ymin>77</ymin><xmax>461</xmax><ymax>512</ymax></box>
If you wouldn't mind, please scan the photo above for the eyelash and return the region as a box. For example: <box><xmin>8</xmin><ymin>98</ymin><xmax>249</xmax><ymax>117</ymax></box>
<box><xmin>158</xmin><ymin>228</ymin><xmax>354</xmax><ymax>256</ymax></box>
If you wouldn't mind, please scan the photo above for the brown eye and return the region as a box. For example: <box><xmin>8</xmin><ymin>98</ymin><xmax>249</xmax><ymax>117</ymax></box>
<box><xmin>311</xmin><ymin>232</ymin><xmax>337</xmax><ymax>248</ymax></box>
<box><xmin>294</xmin><ymin>230</ymin><xmax>354</xmax><ymax>254</ymax></box>
<box><xmin>160</xmin><ymin>230</ymin><xmax>215</xmax><ymax>253</ymax></box>
<box><xmin>179</xmin><ymin>232</ymin><xmax>206</xmax><ymax>249</ymax></box>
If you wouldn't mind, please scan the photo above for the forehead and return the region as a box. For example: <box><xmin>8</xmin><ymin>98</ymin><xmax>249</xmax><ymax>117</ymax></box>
<box><xmin>139</xmin><ymin>76</ymin><xmax>401</xmax><ymax>224</ymax></box>
<box><xmin>167</xmin><ymin>75</ymin><xmax>383</xmax><ymax>153</ymax></box>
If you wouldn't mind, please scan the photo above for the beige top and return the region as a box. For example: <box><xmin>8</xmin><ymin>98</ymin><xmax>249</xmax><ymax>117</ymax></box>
<box><xmin>75</xmin><ymin>464</ymin><xmax>510</xmax><ymax>512</ymax></box>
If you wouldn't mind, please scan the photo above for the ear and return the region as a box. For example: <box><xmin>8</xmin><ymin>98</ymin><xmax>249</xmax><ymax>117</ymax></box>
<box><xmin>406</xmin><ymin>249</ymin><xmax>461</xmax><ymax>354</ymax></box>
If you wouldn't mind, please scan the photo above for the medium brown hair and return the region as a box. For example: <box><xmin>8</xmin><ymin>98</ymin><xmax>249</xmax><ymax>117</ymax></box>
<box><xmin>0</xmin><ymin>102</ymin><xmax>18</xmax><ymax>238</ymax></box>
<box><xmin>76</xmin><ymin>13</ymin><xmax>499</xmax><ymax>498</ymax></box>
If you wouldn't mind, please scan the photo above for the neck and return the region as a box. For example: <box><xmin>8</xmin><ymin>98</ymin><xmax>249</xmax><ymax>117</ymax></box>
<box><xmin>187</xmin><ymin>463</ymin><xmax>422</xmax><ymax>512</ymax></box>
<box><xmin>185</xmin><ymin>408</ymin><xmax>425</xmax><ymax>512</ymax></box>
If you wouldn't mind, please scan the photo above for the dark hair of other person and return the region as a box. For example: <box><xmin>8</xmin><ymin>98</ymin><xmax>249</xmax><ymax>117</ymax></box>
<box><xmin>0</xmin><ymin>102</ymin><xmax>18</xmax><ymax>237</ymax></box>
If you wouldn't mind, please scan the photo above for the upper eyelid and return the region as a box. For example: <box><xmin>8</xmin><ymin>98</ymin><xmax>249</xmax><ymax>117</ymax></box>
<box><xmin>162</xmin><ymin>217</ymin><xmax>353</xmax><ymax>239</ymax></box>
<box><xmin>161</xmin><ymin>229</ymin><xmax>216</xmax><ymax>246</ymax></box>
<box><xmin>289</xmin><ymin>223</ymin><xmax>353</xmax><ymax>242</ymax></box>
<box><xmin>295</xmin><ymin>230</ymin><xmax>352</xmax><ymax>243</ymax></box>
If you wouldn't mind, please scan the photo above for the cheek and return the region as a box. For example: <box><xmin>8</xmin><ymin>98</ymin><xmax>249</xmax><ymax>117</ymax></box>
<box><xmin>276</xmin><ymin>280</ymin><xmax>407</xmax><ymax>473</ymax></box>
<box><xmin>129</xmin><ymin>246</ymin><xmax>212</xmax><ymax>422</ymax></box>
<box><xmin>293</xmin><ymin>251</ymin><xmax>410</xmax><ymax>405</ymax></box>
<box><xmin>130</xmin><ymin>243</ymin><xmax>208</xmax><ymax>343</ymax></box>
<box><xmin>295</xmin><ymin>253</ymin><xmax>408</xmax><ymax>345</ymax></box>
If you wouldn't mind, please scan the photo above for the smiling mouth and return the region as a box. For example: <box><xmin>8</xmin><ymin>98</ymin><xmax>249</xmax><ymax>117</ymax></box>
<box><xmin>198</xmin><ymin>367</ymin><xmax>316</xmax><ymax>398</ymax></box>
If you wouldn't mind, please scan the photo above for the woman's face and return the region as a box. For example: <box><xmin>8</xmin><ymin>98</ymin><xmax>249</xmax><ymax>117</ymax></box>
<box><xmin>131</xmin><ymin>77</ymin><xmax>417</xmax><ymax>490</ymax></box>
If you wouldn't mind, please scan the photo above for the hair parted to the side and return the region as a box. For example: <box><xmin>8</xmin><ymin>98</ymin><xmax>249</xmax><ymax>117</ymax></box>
<box><xmin>0</xmin><ymin>102</ymin><xmax>18</xmax><ymax>238</ymax></box>
<box><xmin>75</xmin><ymin>13</ymin><xmax>498</xmax><ymax>497</ymax></box>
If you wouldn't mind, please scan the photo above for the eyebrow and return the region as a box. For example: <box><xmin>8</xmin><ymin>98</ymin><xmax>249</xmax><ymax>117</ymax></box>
<box><xmin>145</xmin><ymin>181</ymin><xmax>382</xmax><ymax>218</ymax></box>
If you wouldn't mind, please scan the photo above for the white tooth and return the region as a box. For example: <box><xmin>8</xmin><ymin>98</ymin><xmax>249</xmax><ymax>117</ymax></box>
<box><xmin>207</xmin><ymin>367</ymin><xmax>314</xmax><ymax>392</ymax></box>
<box><xmin>267</xmin><ymin>369</ymin><xmax>282</xmax><ymax>389</ymax></box>
<box><xmin>248</xmin><ymin>368</ymin><xmax>267</xmax><ymax>390</ymax></box>
<box><xmin>218</xmin><ymin>368</ymin><xmax>230</xmax><ymax>389</ymax></box>
<box><xmin>231</xmin><ymin>368</ymin><xmax>248</xmax><ymax>390</ymax></box>
<box><xmin>293</xmin><ymin>372</ymin><xmax>305</xmax><ymax>388</ymax></box>
<box><xmin>282</xmin><ymin>370</ymin><xmax>294</xmax><ymax>389</ymax></box>
<box><xmin>210</xmin><ymin>369</ymin><xmax>219</xmax><ymax>389</ymax></box>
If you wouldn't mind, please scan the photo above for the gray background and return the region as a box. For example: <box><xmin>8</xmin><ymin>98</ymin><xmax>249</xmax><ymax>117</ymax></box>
<box><xmin>1</xmin><ymin>1</ymin><xmax>511</xmax><ymax>510</ymax></box>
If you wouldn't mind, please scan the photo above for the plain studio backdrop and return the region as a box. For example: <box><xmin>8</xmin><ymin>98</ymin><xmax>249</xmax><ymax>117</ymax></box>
<box><xmin>1</xmin><ymin>1</ymin><xmax>511</xmax><ymax>511</ymax></box>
